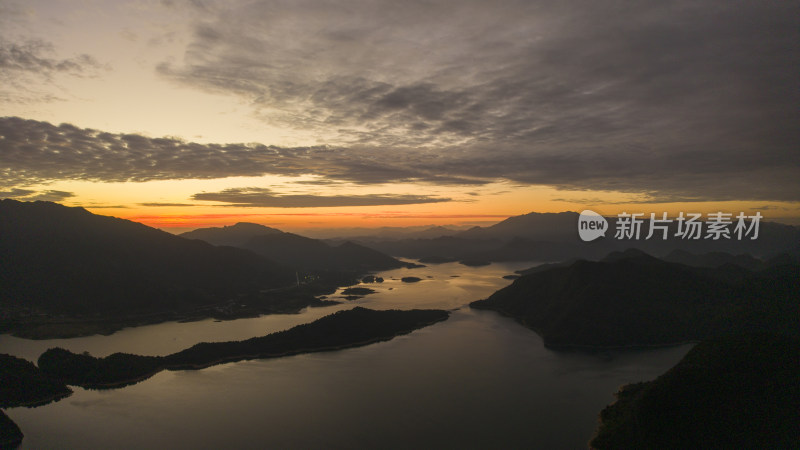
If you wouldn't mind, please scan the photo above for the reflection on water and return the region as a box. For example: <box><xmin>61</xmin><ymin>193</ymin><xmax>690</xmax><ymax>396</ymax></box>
<box><xmin>0</xmin><ymin>261</ymin><xmax>532</xmax><ymax>360</ymax></box>
<box><xmin>2</xmin><ymin>261</ymin><xmax>692</xmax><ymax>449</ymax></box>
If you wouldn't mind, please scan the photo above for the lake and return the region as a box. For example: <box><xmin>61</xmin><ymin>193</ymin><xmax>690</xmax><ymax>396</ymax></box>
<box><xmin>1</xmin><ymin>261</ymin><xmax>692</xmax><ymax>449</ymax></box>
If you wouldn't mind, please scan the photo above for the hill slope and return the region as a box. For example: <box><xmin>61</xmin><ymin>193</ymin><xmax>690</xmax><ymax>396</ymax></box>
<box><xmin>470</xmin><ymin>250</ymin><xmax>798</xmax><ymax>347</ymax></box>
<box><xmin>182</xmin><ymin>223</ymin><xmax>416</xmax><ymax>271</ymax></box>
<box><xmin>0</xmin><ymin>200</ymin><xmax>295</xmax><ymax>316</ymax></box>
<box><xmin>180</xmin><ymin>222</ymin><xmax>283</xmax><ymax>247</ymax></box>
<box><xmin>354</xmin><ymin>211</ymin><xmax>800</xmax><ymax>262</ymax></box>
<box><xmin>590</xmin><ymin>333</ymin><xmax>800</xmax><ymax>449</ymax></box>
<box><xmin>457</xmin><ymin>211</ymin><xmax>580</xmax><ymax>242</ymax></box>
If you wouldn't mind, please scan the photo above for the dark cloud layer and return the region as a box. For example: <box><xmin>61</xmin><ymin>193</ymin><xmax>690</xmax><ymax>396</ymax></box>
<box><xmin>159</xmin><ymin>1</ymin><xmax>798</xmax><ymax>145</ymax></box>
<box><xmin>0</xmin><ymin>187</ymin><xmax>74</xmax><ymax>202</ymax></box>
<box><xmin>0</xmin><ymin>116</ymin><xmax>485</xmax><ymax>188</ymax></box>
<box><xmin>0</xmin><ymin>40</ymin><xmax>101</xmax><ymax>75</ymax></box>
<box><xmin>191</xmin><ymin>187</ymin><xmax>449</xmax><ymax>207</ymax></box>
<box><xmin>1</xmin><ymin>0</ymin><xmax>798</xmax><ymax>203</ymax></box>
<box><xmin>0</xmin><ymin>38</ymin><xmax>105</xmax><ymax>103</ymax></box>
<box><xmin>155</xmin><ymin>0</ymin><xmax>798</xmax><ymax>201</ymax></box>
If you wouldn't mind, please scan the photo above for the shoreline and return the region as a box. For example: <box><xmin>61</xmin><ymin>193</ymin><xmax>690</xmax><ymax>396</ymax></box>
<box><xmin>37</xmin><ymin>308</ymin><xmax>451</xmax><ymax>390</ymax></box>
<box><xmin>471</xmin><ymin>304</ymin><xmax>699</xmax><ymax>351</ymax></box>
<box><xmin>3</xmin><ymin>294</ymin><xmax>343</xmax><ymax>341</ymax></box>
<box><xmin>4</xmin><ymin>389</ymin><xmax>73</xmax><ymax>408</ymax></box>
<box><xmin>66</xmin><ymin>314</ymin><xmax>450</xmax><ymax>389</ymax></box>
<box><xmin>165</xmin><ymin>314</ymin><xmax>449</xmax><ymax>371</ymax></box>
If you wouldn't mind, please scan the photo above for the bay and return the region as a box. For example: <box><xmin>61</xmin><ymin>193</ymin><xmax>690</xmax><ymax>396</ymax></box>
<box><xmin>2</xmin><ymin>261</ymin><xmax>691</xmax><ymax>449</ymax></box>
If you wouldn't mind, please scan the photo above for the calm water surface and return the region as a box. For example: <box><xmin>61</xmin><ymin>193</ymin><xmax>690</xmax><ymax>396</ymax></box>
<box><xmin>2</xmin><ymin>261</ymin><xmax>692</xmax><ymax>449</ymax></box>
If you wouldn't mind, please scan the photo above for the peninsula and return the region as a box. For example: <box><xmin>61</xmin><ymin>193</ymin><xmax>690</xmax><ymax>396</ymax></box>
<box><xmin>38</xmin><ymin>307</ymin><xmax>449</xmax><ymax>388</ymax></box>
<box><xmin>470</xmin><ymin>250</ymin><xmax>798</xmax><ymax>348</ymax></box>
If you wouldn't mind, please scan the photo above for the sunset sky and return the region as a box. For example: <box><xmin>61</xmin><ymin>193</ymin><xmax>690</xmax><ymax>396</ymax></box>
<box><xmin>1</xmin><ymin>0</ymin><xmax>797</xmax><ymax>232</ymax></box>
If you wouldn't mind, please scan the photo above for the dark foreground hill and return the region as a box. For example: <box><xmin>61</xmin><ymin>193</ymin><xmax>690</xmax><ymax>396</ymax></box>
<box><xmin>0</xmin><ymin>200</ymin><xmax>358</xmax><ymax>338</ymax></box>
<box><xmin>0</xmin><ymin>354</ymin><xmax>71</xmax><ymax>408</ymax></box>
<box><xmin>0</xmin><ymin>353</ymin><xmax>73</xmax><ymax>449</ymax></box>
<box><xmin>38</xmin><ymin>307</ymin><xmax>449</xmax><ymax>388</ymax></box>
<box><xmin>181</xmin><ymin>223</ymin><xmax>417</xmax><ymax>271</ymax></box>
<box><xmin>590</xmin><ymin>333</ymin><xmax>800</xmax><ymax>449</ymax></box>
<box><xmin>470</xmin><ymin>249</ymin><xmax>799</xmax><ymax>348</ymax></box>
<box><xmin>473</xmin><ymin>248</ymin><xmax>799</xmax><ymax>447</ymax></box>
<box><xmin>0</xmin><ymin>410</ymin><xmax>22</xmax><ymax>450</ymax></box>
<box><xmin>0</xmin><ymin>200</ymin><xmax>295</xmax><ymax>314</ymax></box>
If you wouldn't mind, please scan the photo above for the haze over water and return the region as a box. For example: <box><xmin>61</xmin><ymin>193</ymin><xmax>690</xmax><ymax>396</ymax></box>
<box><xmin>3</xmin><ymin>261</ymin><xmax>691</xmax><ymax>449</ymax></box>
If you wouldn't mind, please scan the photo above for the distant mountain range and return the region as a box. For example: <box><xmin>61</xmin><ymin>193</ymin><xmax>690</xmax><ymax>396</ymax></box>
<box><xmin>471</xmin><ymin>248</ymin><xmax>799</xmax><ymax>348</ymax></box>
<box><xmin>181</xmin><ymin>223</ymin><xmax>417</xmax><ymax>271</ymax></box>
<box><xmin>180</xmin><ymin>222</ymin><xmax>284</xmax><ymax>246</ymax></box>
<box><xmin>353</xmin><ymin>211</ymin><xmax>800</xmax><ymax>262</ymax></box>
<box><xmin>0</xmin><ymin>200</ymin><xmax>297</xmax><ymax>316</ymax></box>
<box><xmin>0</xmin><ymin>201</ymin><xmax>430</xmax><ymax>338</ymax></box>
<box><xmin>311</xmin><ymin>225</ymin><xmax>463</xmax><ymax>241</ymax></box>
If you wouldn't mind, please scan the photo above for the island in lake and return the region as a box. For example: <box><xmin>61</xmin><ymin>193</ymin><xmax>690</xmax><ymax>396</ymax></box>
<box><xmin>37</xmin><ymin>307</ymin><xmax>449</xmax><ymax>389</ymax></box>
<box><xmin>401</xmin><ymin>277</ymin><xmax>422</xmax><ymax>283</ymax></box>
<box><xmin>1</xmin><ymin>307</ymin><xmax>448</xmax><ymax>446</ymax></box>
<box><xmin>0</xmin><ymin>354</ymin><xmax>73</xmax><ymax>448</ymax></box>
<box><xmin>340</xmin><ymin>287</ymin><xmax>377</xmax><ymax>300</ymax></box>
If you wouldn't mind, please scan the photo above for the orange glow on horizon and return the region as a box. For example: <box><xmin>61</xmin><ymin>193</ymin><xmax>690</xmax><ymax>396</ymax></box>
<box><xmin>59</xmin><ymin>179</ymin><xmax>798</xmax><ymax>232</ymax></box>
<box><xmin>113</xmin><ymin>211</ymin><xmax>516</xmax><ymax>231</ymax></box>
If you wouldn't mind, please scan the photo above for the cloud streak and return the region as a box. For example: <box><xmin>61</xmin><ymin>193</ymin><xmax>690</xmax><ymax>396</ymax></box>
<box><xmin>0</xmin><ymin>38</ymin><xmax>105</xmax><ymax>103</ymax></box>
<box><xmin>0</xmin><ymin>39</ymin><xmax>102</xmax><ymax>76</ymax></box>
<box><xmin>0</xmin><ymin>187</ymin><xmax>74</xmax><ymax>202</ymax></box>
<box><xmin>0</xmin><ymin>115</ymin><xmax>797</xmax><ymax>202</ymax></box>
<box><xmin>0</xmin><ymin>116</ymin><xmax>490</xmax><ymax>187</ymax></box>
<box><xmin>191</xmin><ymin>187</ymin><xmax>450</xmax><ymax>207</ymax></box>
<box><xmin>138</xmin><ymin>202</ymin><xmax>197</xmax><ymax>207</ymax></box>
<box><xmin>159</xmin><ymin>1</ymin><xmax>798</xmax><ymax>146</ymax></box>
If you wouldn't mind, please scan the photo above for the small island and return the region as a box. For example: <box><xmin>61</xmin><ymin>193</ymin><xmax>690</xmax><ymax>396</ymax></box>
<box><xmin>400</xmin><ymin>277</ymin><xmax>422</xmax><ymax>283</ymax></box>
<box><xmin>340</xmin><ymin>286</ymin><xmax>377</xmax><ymax>300</ymax></box>
<box><xmin>459</xmin><ymin>260</ymin><xmax>491</xmax><ymax>267</ymax></box>
<box><xmin>38</xmin><ymin>307</ymin><xmax>449</xmax><ymax>388</ymax></box>
<box><xmin>341</xmin><ymin>287</ymin><xmax>377</xmax><ymax>296</ymax></box>
<box><xmin>361</xmin><ymin>276</ymin><xmax>384</xmax><ymax>283</ymax></box>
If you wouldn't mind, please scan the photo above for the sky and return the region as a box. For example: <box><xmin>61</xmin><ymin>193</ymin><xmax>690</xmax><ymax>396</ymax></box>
<box><xmin>1</xmin><ymin>0</ymin><xmax>798</xmax><ymax>232</ymax></box>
